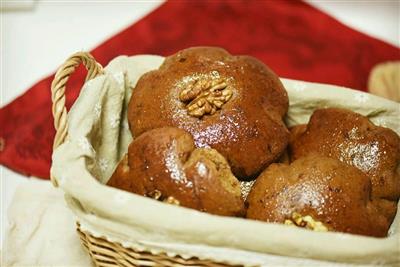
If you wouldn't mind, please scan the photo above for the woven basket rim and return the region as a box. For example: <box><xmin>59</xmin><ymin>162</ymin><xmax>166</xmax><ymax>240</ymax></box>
<box><xmin>51</xmin><ymin>53</ymin><xmax>400</xmax><ymax>267</ymax></box>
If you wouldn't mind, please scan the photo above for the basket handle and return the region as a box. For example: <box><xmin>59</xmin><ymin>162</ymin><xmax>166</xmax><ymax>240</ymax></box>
<box><xmin>50</xmin><ymin>52</ymin><xmax>104</xmax><ymax>186</ymax></box>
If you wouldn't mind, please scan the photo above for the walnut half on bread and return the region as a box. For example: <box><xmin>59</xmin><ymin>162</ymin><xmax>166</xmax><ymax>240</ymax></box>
<box><xmin>107</xmin><ymin>127</ymin><xmax>245</xmax><ymax>217</ymax></box>
<box><xmin>128</xmin><ymin>47</ymin><xmax>289</xmax><ymax>180</ymax></box>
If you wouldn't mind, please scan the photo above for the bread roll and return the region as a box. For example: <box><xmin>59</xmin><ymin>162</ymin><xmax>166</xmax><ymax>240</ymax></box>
<box><xmin>246</xmin><ymin>155</ymin><xmax>390</xmax><ymax>237</ymax></box>
<box><xmin>128</xmin><ymin>47</ymin><xmax>289</xmax><ymax>180</ymax></box>
<box><xmin>289</xmin><ymin>108</ymin><xmax>400</xmax><ymax>222</ymax></box>
<box><xmin>107</xmin><ymin>127</ymin><xmax>245</xmax><ymax>217</ymax></box>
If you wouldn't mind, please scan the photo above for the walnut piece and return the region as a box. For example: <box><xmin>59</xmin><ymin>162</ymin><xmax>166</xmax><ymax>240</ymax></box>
<box><xmin>284</xmin><ymin>212</ymin><xmax>328</xmax><ymax>232</ymax></box>
<box><xmin>179</xmin><ymin>78</ymin><xmax>232</xmax><ymax>118</ymax></box>
<box><xmin>147</xmin><ymin>190</ymin><xmax>180</xmax><ymax>206</ymax></box>
<box><xmin>147</xmin><ymin>190</ymin><xmax>162</xmax><ymax>200</ymax></box>
<box><xmin>163</xmin><ymin>196</ymin><xmax>180</xmax><ymax>205</ymax></box>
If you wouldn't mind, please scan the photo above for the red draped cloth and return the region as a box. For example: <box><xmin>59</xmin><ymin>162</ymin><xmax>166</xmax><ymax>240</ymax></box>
<box><xmin>1</xmin><ymin>0</ymin><xmax>399</xmax><ymax>178</ymax></box>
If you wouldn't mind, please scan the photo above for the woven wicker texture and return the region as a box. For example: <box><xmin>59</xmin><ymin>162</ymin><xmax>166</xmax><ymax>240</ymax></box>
<box><xmin>50</xmin><ymin>52</ymin><xmax>104</xmax><ymax>186</ymax></box>
<box><xmin>77</xmin><ymin>224</ymin><xmax>240</xmax><ymax>267</ymax></box>
<box><xmin>51</xmin><ymin>52</ymin><xmax>242</xmax><ymax>267</ymax></box>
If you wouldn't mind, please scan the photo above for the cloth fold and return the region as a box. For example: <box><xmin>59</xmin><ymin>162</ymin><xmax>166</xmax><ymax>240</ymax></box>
<box><xmin>2</xmin><ymin>179</ymin><xmax>91</xmax><ymax>266</ymax></box>
<box><xmin>0</xmin><ymin>0</ymin><xmax>399</xmax><ymax>178</ymax></box>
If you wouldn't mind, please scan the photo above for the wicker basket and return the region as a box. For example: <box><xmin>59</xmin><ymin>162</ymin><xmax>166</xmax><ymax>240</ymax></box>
<box><xmin>51</xmin><ymin>52</ymin><xmax>242</xmax><ymax>267</ymax></box>
<box><xmin>76</xmin><ymin>223</ymin><xmax>239</xmax><ymax>267</ymax></box>
<box><xmin>50</xmin><ymin>52</ymin><xmax>400</xmax><ymax>267</ymax></box>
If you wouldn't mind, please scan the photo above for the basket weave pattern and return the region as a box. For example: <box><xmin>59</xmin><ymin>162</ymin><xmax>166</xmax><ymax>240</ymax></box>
<box><xmin>51</xmin><ymin>52</ymin><xmax>240</xmax><ymax>267</ymax></box>
<box><xmin>77</xmin><ymin>224</ymin><xmax>238</xmax><ymax>267</ymax></box>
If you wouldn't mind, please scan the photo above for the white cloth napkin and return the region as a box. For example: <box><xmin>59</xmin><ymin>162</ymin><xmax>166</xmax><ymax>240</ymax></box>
<box><xmin>2</xmin><ymin>179</ymin><xmax>91</xmax><ymax>267</ymax></box>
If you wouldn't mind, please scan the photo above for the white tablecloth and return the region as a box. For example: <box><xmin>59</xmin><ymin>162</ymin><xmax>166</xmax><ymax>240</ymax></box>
<box><xmin>2</xmin><ymin>179</ymin><xmax>91</xmax><ymax>266</ymax></box>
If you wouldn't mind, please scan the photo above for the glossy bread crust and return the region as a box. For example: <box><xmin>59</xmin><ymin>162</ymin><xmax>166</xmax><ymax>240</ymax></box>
<box><xmin>128</xmin><ymin>47</ymin><xmax>289</xmax><ymax>180</ymax></box>
<box><xmin>246</xmin><ymin>155</ymin><xmax>390</xmax><ymax>237</ymax></box>
<box><xmin>107</xmin><ymin>127</ymin><xmax>245</xmax><ymax>217</ymax></box>
<box><xmin>289</xmin><ymin>108</ymin><xmax>400</xmax><ymax>221</ymax></box>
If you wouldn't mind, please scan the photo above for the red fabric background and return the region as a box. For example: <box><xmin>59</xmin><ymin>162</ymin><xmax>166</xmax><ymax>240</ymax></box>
<box><xmin>1</xmin><ymin>0</ymin><xmax>399</xmax><ymax>178</ymax></box>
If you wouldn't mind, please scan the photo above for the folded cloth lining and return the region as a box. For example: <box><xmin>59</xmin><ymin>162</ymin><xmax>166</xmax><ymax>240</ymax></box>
<box><xmin>50</xmin><ymin>55</ymin><xmax>400</xmax><ymax>266</ymax></box>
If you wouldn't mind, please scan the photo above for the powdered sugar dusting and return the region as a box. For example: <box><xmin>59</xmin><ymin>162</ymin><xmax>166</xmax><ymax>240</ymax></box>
<box><xmin>240</xmin><ymin>180</ymin><xmax>255</xmax><ymax>200</ymax></box>
<box><xmin>339</xmin><ymin>141</ymin><xmax>380</xmax><ymax>172</ymax></box>
<box><xmin>164</xmin><ymin>142</ymin><xmax>188</xmax><ymax>183</ymax></box>
<box><xmin>196</xmin><ymin>162</ymin><xmax>209</xmax><ymax>177</ymax></box>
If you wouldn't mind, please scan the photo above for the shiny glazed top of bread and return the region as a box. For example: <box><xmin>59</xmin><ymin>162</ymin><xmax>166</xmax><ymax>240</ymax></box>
<box><xmin>128</xmin><ymin>47</ymin><xmax>289</xmax><ymax>180</ymax></box>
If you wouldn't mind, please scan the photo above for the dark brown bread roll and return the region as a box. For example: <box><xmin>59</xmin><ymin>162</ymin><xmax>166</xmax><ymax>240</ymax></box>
<box><xmin>246</xmin><ymin>155</ymin><xmax>390</xmax><ymax>237</ymax></box>
<box><xmin>128</xmin><ymin>47</ymin><xmax>289</xmax><ymax>180</ymax></box>
<box><xmin>289</xmin><ymin>108</ymin><xmax>400</xmax><ymax>222</ymax></box>
<box><xmin>107</xmin><ymin>127</ymin><xmax>245</xmax><ymax>217</ymax></box>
